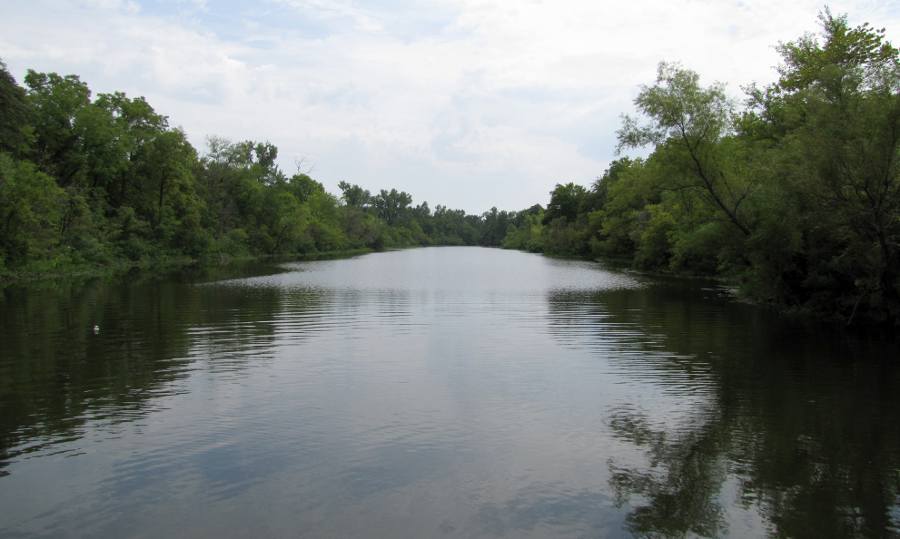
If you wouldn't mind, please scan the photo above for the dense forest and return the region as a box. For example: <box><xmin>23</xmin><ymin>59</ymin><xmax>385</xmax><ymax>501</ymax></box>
<box><xmin>503</xmin><ymin>12</ymin><xmax>899</xmax><ymax>327</ymax></box>
<box><xmin>0</xmin><ymin>11</ymin><xmax>897</xmax><ymax>325</ymax></box>
<box><xmin>0</xmin><ymin>62</ymin><xmax>494</xmax><ymax>276</ymax></box>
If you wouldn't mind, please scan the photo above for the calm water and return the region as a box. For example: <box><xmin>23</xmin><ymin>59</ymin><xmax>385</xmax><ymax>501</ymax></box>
<box><xmin>1</xmin><ymin>247</ymin><xmax>899</xmax><ymax>538</ymax></box>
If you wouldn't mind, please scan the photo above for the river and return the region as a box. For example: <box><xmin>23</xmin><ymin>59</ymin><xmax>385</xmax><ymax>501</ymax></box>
<box><xmin>1</xmin><ymin>246</ymin><xmax>898</xmax><ymax>537</ymax></box>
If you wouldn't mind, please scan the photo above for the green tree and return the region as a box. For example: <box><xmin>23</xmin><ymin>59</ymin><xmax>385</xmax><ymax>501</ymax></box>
<box><xmin>93</xmin><ymin>92</ymin><xmax>168</xmax><ymax>207</ymax></box>
<box><xmin>0</xmin><ymin>60</ymin><xmax>30</xmax><ymax>156</ymax></box>
<box><xmin>749</xmin><ymin>10</ymin><xmax>899</xmax><ymax>322</ymax></box>
<box><xmin>372</xmin><ymin>188</ymin><xmax>412</xmax><ymax>225</ymax></box>
<box><xmin>0</xmin><ymin>154</ymin><xmax>65</xmax><ymax>268</ymax></box>
<box><xmin>618</xmin><ymin>63</ymin><xmax>755</xmax><ymax>237</ymax></box>
<box><xmin>481</xmin><ymin>206</ymin><xmax>511</xmax><ymax>246</ymax></box>
<box><xmin>135</xmin><ymin>129</ymin><xmax>199</xmax><ymax>232</ymax></box>
<box><xmin>543</xmin><ymin>182</ymin><xmax>587</xmax><ymax>224</ymax></box>
<box><xmin>337</xmin><ymin>181</ymin><xmax>371</xmax><ymax>208</ymax></box>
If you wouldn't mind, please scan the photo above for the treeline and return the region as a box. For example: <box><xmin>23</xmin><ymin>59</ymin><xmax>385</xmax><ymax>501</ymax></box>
<box><xmin>0</xmin><ymin>63</ymin><xmax>501</xmax><ymax>279</ymax></box>
<box><xmin>1</xmin><ymin>11</ymin><xmax>897</xmax><ymax>325</ymax></box>
<box><xmin>495</xmin><ymin>12</ymin><xmax>899</xmax><ymax>326</ymax></box>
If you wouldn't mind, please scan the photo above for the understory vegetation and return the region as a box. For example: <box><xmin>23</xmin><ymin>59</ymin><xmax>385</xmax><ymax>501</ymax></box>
<box><xmin>0</xmin><ymin>11</ymin><xmax>897</xmax><ymax>325</ymax></box>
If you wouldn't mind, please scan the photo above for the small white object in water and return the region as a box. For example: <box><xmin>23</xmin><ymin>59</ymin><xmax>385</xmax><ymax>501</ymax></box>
<box><xmin>93</xmin><ymin>325</ymin><xmax>100</xmax><ymax>335</ymax></box>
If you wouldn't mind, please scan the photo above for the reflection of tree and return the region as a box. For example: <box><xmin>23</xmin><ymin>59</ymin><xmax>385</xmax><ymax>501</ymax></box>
<box><xmin>547</xmin><ymin>283</ymin><xmax>900</xmax><ymax>537</ymax></box>
<box><xmin>0</xmin><ymin>275</ymin><xmax>325</xmax><ymax>474</ymax></box>
<box><xmin>1</xmin><ymin>279</ymin><xmax>194</xmax><ymax>470</ymax></box>
<box><xmin>726</xmin><ymin>351</ymin><xmax>900</xmax><ymax>539</ymax></box>
<box><xmin>608</xmin><ymin>409</ymin><xmax>727</xmax><ymax>538</ymax></box>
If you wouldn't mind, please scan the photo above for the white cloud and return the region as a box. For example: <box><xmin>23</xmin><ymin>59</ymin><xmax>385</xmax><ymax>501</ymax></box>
<box><xmin>1</xmin><ymin>0</ymin><xmax>897</xmax><ymax>212</ymax></box>
<box><xmin>274</xmin><ymin>0</ymin><xmax>385</xmax><ymax>32</ymax></box>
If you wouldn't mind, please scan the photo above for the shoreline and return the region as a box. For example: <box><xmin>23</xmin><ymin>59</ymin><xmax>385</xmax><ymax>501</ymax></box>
<box><xmin>0</xmin><ymin>248</ymin><xmax>376</xmax><ymax>289</ymax></box>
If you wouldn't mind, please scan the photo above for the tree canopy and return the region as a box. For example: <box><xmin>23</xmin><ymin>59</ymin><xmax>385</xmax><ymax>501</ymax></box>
<box><xmin>503</xmin><ymin>11</ymin><xmax>899</xmax><ymax>326</ymax></box>
<box><xmin>0</xmin><ymin>61</ymin><xmax>506</xmax><ymax>278</ymax></box>
<box><xmin>1</xmin><ymin>10</ymin><xmax>896</xmax><ymax>325</ymax></box>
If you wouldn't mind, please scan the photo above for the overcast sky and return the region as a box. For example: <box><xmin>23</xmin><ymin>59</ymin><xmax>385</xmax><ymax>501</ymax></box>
<box><xmin>2</xmin><ymin>0</ymin><xmax>897</xmax><ymax>213</ymax></box>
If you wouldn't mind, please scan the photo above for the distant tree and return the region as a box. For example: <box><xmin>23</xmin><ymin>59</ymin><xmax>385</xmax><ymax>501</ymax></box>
<box><xmin>337</xmin><ymin>181</ymin><xmax>371</xmax><ymax>208</ymax></box>
<box><xmin>480</xmin><ymin>206</ymin><xmax>511</xmax><ymax>246</ymax></box>
<box><xmin>372</xmin><ymin>188</ymin><xmax>412</xmax><ymax>225</ymax></box>
<box><xmin>543</xmin><ymin>183</ymin><xmax>587</xmax><ymax>224</ymax></box>
<box><xmin>288</xmin><ymin>173</ymin><xmax>325</xmax><ymax>203</ymax></box>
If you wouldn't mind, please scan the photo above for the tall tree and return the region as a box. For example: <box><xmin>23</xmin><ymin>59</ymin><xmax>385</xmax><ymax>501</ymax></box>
<box><xmin>618</xmin><ymin>63</ymin><xmax>755</xmax><ymax>237</ymax></box>
<box><xmin>372</xmin><ymin>188</ymin><xmax>412</xmax><ymax>225</ymax></box>
<box><xmin>757</xmin><ymin>11</ymin><xmax>900</xmax><ymax>320</ymax></box>
<box><xmin>338</xmin><ymin>181</ymin><xmax>371</xmax><ymax>208</ymax></box>
<box><xmin>0</xmin><ymin>59</ymin><xmax>29</xmax><ymax>156</ymax></box>
<box><xmin>23</xmin><ymin>71</ymin><xmax>93</xmax><ymax>186</ymax></box>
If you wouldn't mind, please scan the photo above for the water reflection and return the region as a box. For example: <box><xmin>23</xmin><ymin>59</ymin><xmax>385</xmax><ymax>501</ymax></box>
<box><xmin>475</xmin><ymin>482</ymin><xmax>621</xmax><ymax>537</ymax></box>
<box><xmin>556</xmin><ymin>284</ymin><xmax>900</xmax><ymax>537</ymax></box>
<box><xmin>0</xmin><ymin>278</ymin><xmax>299</xmax><ymax>472</ymax></box>
<box><xmin>1</xmin><ymin>248</ymin><xmax>898</xmax><ymax>538</ymax></box>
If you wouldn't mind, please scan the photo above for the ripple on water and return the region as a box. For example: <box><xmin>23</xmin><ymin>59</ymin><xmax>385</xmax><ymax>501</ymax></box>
<box><xmin>2</xmin><ymin>247</ymin><xmax>899</xmax><ymax>538</ymax></box>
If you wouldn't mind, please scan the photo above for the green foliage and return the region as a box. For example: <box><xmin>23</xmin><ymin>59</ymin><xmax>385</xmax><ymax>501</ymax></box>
<box><xmin>618</xmin><ymin>63</ymin><xmax>755</xmax><ymax>238</ymax></box>
<box><xmin>633</xmin><ymin>204</ymin><xmax>675</xmax><ymax>269</ymax></box>
<box><xmin>502</xmin><ymin>206</ymin><xmax>545</xmax><ymax>252</ymax></box>
<box><xmin>544</xmin><ymin>183</ymin><xmax>588</xmax><ymax>224</ymax></box>
<box><xmin>669</xmin><ymin>221</ymin><xmax>729</xmax><ymax>274</ymax></box>
<box><xmin>550</xmin><ymin>224</ymin><xmax>586</xmax><ymax>256</ymax></box>
<box><xmin>0</xmin><ymin>61</ymin><xmax>500</xmax><ymax>280</ymax></box>
<box><xmin>0</xmin><ymin>61</ymin><xmax>30</xmax><ymax>156</ymax></box>
<box><xmin>754</xmin><ymin>11</ymin><xmax>900</xmax><ymax>323</ymax></box>
<box><xmin>481</xmin><ymin>207</ymin><xmax>512</xmax><ymax>246</ymax></box>
<box><xmin>337</xmin><ymin>181</ymin><xmax>370</xmax><ymax>208</ymax></box>
<box><xmin>372</xmin><ymin>188</ymin><xmax>412</xmax><ymax>226</ymax></box>
<box><xmin>0</xmin><ymin>153</ymin><xmax>65</xmax><ymax>267</ymax></box>
<box><xmin>3</xmin><ymin>10</ymin><xmax>897</xmax><ymax>328</ymax></box>
<box><xmin>495</xmin><ymin>11</ymin><xmax>899</xmax><ymax>326</ymax></box>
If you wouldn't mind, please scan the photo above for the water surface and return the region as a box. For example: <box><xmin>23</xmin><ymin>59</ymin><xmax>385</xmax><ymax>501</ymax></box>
<box><xmin>1</xmin><ymin>247</ymin><xmax>898</xmax><ymax>537</ymax></box>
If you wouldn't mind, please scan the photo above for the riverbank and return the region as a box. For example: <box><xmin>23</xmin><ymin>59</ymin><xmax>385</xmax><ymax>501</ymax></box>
<box><xmin>0</xmin><ymin>248</ymin><xmax>376</xmax><ymax>289</ymax></box>
<box><xmin>522</xmin><ymin>246</ymin><xmax>900</xmax><ymax>332</ymax></box>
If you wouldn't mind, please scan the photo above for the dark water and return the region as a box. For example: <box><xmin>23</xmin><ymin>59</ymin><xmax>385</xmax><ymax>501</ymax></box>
<box><xmin>1</xmin><ymin>247</ymin><xmax>899</xmax><ymax>538</ymax></box>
